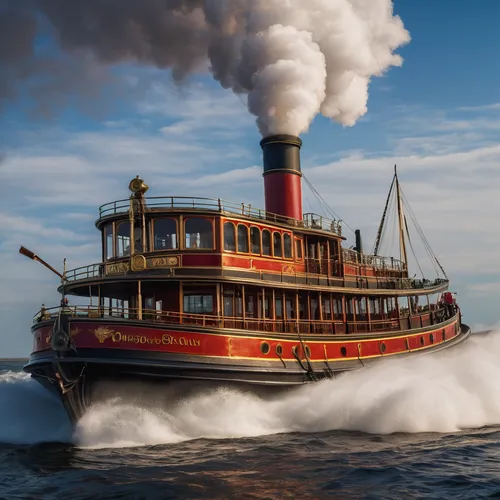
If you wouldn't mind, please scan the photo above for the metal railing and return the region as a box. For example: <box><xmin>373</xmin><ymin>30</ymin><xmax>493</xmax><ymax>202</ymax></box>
<box><xmin>342</xmin><ymin>248</ymin><xmax>405</xmax><ymax>271</ymax></box>
<box><xmin>98</xmin><ymin>196</ymin><xmax>343</xmax><ymax>235</ymax></box>
<box><xmin>33</xmin><ymin>305</ymin><xmax>455</xmax><ymax>335</ymax></box>
<box><xmin>65</xmin><ymin>264</ymin><xmax>102</xmax><ymax>282</ymax></box>
<box><xmin>62</xmin><ymin>257</ymin><xmax>448</xmax><ymax>293</ymax></box>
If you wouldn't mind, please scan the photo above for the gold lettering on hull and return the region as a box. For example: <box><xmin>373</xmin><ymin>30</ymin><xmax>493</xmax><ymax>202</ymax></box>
<box><xmin>91</xmin><ymin>327</ymin><xmax>200</xmax><ymax>347</ymax></box>
<box><xmin>111</xmin><ymin>332</ymin><xmax>200</xmax><ymax>347</ymax></box>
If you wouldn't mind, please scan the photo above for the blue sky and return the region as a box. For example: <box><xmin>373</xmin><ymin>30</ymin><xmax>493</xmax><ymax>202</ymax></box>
<box><xmin>1</xmin><ymin>0</ymin><xmax>500</xmax><ymax>356</ymax></box>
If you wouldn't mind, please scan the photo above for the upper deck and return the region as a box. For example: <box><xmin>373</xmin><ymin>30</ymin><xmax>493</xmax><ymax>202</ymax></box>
<box><xmin>55</xmin><ymin>190</ymin><xmax>451</xmax><ymax>298</ymax></box>
<box><xmin>97</xmin><ymin>195</ymin><xmax>344</xmax><ymax>237</ymax></box>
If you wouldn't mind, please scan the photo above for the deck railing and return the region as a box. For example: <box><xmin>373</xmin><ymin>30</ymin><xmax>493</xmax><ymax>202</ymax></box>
<box><xmin>65</xmin><ymin>264</ymin><xmax>102</xmax><ymax>282</ymax></box>
<box><xmin>62</xmin><ymin>259</ymin><xmax>448</xmax><ymax>292</ymax></box>
<box><xmin>342</xmin><ymin>248</ymin><xmax>405</xmax><ymax>271</ymax></box>
<box><xmin>33</xmin><ymin>305</ymin><xmax>454</xmax><ymax>335</ymax></box>
<box><xmin>98</xmin><ymin>196</ymin><xmax>343</xmax><ymax>235</ymax></box>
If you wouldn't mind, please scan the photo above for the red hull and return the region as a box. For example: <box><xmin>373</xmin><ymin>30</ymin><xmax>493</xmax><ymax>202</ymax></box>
<box><xmin>30</xmin><ymin>316</ymin><xmax>463</xmax><ymax>362</ymax></box>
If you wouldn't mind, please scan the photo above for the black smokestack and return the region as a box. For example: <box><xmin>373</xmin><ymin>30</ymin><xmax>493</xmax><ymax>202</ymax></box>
<box><xmin>260</xmin><ymin>134</ymin><xmax>303</xmax><ymax>220</ymax></box>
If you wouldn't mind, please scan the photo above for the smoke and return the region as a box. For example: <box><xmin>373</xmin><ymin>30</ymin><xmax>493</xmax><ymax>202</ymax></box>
<box><xmin>1</xmin><ymin>0</ymin><xmax>410</xmax><ymax>135</ymax></box>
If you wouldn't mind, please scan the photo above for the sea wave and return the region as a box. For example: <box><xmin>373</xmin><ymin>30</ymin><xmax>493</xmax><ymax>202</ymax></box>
<box><xmin>2</xmin><ymin>330</ymin><xmax>500</xmax><ymax>449</ymax></box>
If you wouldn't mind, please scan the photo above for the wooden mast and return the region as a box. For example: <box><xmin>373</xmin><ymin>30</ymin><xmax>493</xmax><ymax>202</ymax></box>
<box><xmin>394</xmin><ymin>165</ymin><xmax>408</xmax><ymax>270</ymax></box>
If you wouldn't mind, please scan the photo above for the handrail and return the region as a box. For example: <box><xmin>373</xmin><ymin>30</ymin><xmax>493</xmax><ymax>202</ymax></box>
<box><xmin>98</xmin><ymin>196</ymin><xmax>343</xmax><ymax>236</ymax></box>
<box><xmin>65</xmin><ymin>263</ymin><xmax>102</xmax><ymax>281</ymax></box>
<box><xmin>62</xmin><ymin>258</ymin><xmax>448</xmax><ymax>292</ymax></box>
<box><xmin>342</xmin><ymin>248</ymin><xmax>405</xmax><ymax>270</ymax></box>
<box><xmin>33</xmin><ymin>304</ymin><xmax>456</xmax><ymax>335</ymax></box>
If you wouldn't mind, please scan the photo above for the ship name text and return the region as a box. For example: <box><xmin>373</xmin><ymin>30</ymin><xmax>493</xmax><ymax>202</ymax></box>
<box><xmin>111</xmin><ymin>331</ymin><xmax>200</xmax><ymax>347</ymax></box>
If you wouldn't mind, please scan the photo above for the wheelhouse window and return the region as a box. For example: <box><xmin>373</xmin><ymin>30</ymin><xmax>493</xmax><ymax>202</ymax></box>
<box><xmin>283</xmin><ymin>233</ymin><xmax>292</xmax><ymax>259</ymax></box>
<box><xmin>295</xmin><ymin>238</ymin><xmax>303</xmax><ymax>259</ymax></box>
<box><xmin>185</xmin><ymin>218</ymin><xmax>213</xmax><ymax>249</ymax></box>
<box><xmin>183</xmin><ymin>294</ymin><xmax>214</xmax><ymax>314</ymax></box>
<box><xmin>250</xmin><ymin>227</ymin><xmax>261</xmax><ymax>254</ymax></box>
<box><xmin>116</xmin><ymin>222</ymin><xmax>131</xmax><ymax>257</ymax></box>
<box><xmin>133</xmin><ymin>223</ymin><xmax>144</xmax><ymax>253</ymax></box>
<box><xmin>262</xmin><ymin>229</ymin><xmax>271</xmax><ymax>256</ymax></box>
<box><xmin>224</xmin><ymin>222</ymin><xmax>236</xmax><ymax>252</ymax></box>
<box><xmin>237</xmin><ymin>224</ymin><xmax>249</xmax><ymax>253</ymax></box>
<box><xmin>104</xmin><ymin>224</ymin><xmax>113</xmax><ymax>259</ymax></box>
<box><xmin>273</xmin><ymin>232</ymin><xmax>282</xmax><ymax>258</ymax></box>
<box><xmin>154</xmin><ymin>218</ymin><xmax>177</xmax><ymax>250</ymax></box>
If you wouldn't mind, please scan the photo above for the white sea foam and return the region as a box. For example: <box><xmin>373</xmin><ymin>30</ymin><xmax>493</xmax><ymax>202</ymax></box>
<box><xmin>0</xmin><ymin>370</ymin><xmax>72</xmax><ymax>444</ymax></box>
<box><xmin>2</xmin><ymin>330</ymin><xmax>500</xmax><ymax>448</ymax></box>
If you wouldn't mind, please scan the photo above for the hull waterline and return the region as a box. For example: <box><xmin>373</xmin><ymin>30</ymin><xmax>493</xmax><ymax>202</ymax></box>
<box><xmin>24</xmin><ymin>317</ymin><xmax>471</xmax><ymax>425</ymax></box>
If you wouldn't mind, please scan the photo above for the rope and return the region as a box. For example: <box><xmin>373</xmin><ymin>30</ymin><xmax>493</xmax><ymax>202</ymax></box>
<box><xmin>302</xmin><ymin>173</ymin><xmax>356</xmax><ymax>235</ymax></box>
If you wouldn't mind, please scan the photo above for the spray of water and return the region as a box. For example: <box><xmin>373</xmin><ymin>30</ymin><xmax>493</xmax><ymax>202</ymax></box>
<box><xmin>0</xmin><ymin>371</ymin><xmax>72</xmax><ymax>444</ymax></box>
<box><xmin>2</xmin><ymin>0</ymin><xmax>410</xmax><ymax>135</ymax></box>
<box><xmin>2</xmin><ymin>332</ymin><xmax>498</xmax><ymax>449</ymax></box>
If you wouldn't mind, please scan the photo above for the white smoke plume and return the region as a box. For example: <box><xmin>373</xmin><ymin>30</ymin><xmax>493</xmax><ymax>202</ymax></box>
<box><xmin>2</xmin><ymin>0</ymin><xmax>410</xmax><ymax>136</ymax></box>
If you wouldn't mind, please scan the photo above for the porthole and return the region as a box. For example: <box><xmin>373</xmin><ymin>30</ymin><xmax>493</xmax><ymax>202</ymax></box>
<box><xmin>380</xmin><ymin>342</ymin><xmax>386</xmax><ymax>353</ymax></box>
<box><xmin>430</xmin><ymin>333</ymin><xmax>434</xmax><ymax>344</ymax></box>
<box><xmin>442</xmin><ymin>329</ymin><xmax>446</xmax><ymax>341</ymax></box>
<box><xmin>260</xmin><ymin>342</ymin><xmax>270</xmax><ymax>355</ymax></box>
<box><xmin>420</xmin><ymin>336</ymin><xmax>425</xmax><ymax>346</ymax></box>
<box><xmin>304</xmin><ymin>345</ymin><xmax>311</xmax><ymax>358</ymax></box>
<box><xmin>276</xmin><ymin>344</ymin><xmax>283</xmax><ymax>356</ymax></box>
<box><xmin>292</xmin><ymin>345</ymin><xmax>298</xmax><ymax>356</ymax></box>
<box><xmin>340</xmin><ymin>346</ymin><xmax>347</xmax><ymax>357</ymax></box>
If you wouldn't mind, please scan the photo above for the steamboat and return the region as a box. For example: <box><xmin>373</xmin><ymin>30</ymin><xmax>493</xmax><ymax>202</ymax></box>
<box><xmin>22</xmin><ymin>134</ymin><xmax>470</xmax><ymax>424</ymax></box>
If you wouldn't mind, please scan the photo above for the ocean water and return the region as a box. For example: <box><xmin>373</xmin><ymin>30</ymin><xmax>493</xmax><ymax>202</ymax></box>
<box><xmin>2</xmin><ymin>331</ymin><xmax>500</xmax><ymax>499</ymax></box>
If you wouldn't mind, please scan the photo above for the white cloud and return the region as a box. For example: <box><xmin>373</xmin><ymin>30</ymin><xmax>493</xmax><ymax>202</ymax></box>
<box><xmin>2</xmin><ymin>86</ymin><xmax>500</xmax><ymax>356</ymax></box>
<box><xmin>458</xmin><ymin>103</ymin><xmax>500</xmax><ymax>112</ymax></box>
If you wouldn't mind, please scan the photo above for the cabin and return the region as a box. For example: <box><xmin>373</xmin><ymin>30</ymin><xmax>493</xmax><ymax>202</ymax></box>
<box><xmin>59</xmin><ymin>188</ymin><xmax>450</xmax><ymax>338</ymax></box>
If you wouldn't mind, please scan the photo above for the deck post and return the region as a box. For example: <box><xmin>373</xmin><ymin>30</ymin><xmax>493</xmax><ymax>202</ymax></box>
<box><xmin>138</xmin><ymin>280</ymin><xmax>142</xmax><ymax>320</ymax></box>
<box><xmin>367</xmin><ymin>297</ymin><xmax>372</xmax><ymax>332</ymax></box>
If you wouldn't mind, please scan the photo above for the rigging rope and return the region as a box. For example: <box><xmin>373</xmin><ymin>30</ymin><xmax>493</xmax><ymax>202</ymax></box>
<box><xmin>373</xmin><ymin>173</ymin><xmax>396</xmax><ymax>255</ymax></box>
<box><xmin>302</xmin><ymin>173</ymin><xmax>356</xmax><ymax>235</ymax></box>
<box><xmin>404</xmin><ymin>214</ymin><xmax>425</xmax><ymax>278</ymax></box>
<box><xmin>400</xmin><ymin>188</ymin><xmax>446</xmax><ymax>278</ymax></box>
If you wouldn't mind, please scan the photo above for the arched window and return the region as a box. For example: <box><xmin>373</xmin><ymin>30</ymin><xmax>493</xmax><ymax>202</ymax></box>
<box><xmin>154</xmin><ymin>218</ymin><xmax>177</xmax><ymax>250</ymax></box>
<box><xmin>224</xmin><ymin>222</ymin><xmax>236</xmax><ymax>252</ymax></box>
<box><xmin>116</xmin><ymin>222</ymin><xmax>131</xmax><ymax>257</ymax></box>
<box><xmin>237</xmin><ymin>224</ymin><xmax>249</xmax><ymax>253</ymax></box>
<box><xmin>273</xmin><ymin>232</ymin><xmax>282</xmax><ymax>258</ymax></box>
<box><xmin>283</xmin><ymin>233</ymin><xmax>292</xmax><ymax>259</ymax></box>
<box><xmin>250</xmin><ymin>227</ymin><xmax>260</xmax><ymax>254</ymax></box>
<box><xmin>185</xmin><ymin>218</ymin><xmax>213</xmax><ymax>249</ymax></box>
<box><xmin>262</xmin><ymin>229</ymin><xmax>271</xmax><ymax>256</ymax></box>
<box><xmin>104</xmin><ymin>224</ymin><xmax>113</xmax><ymax>259</ymax></box>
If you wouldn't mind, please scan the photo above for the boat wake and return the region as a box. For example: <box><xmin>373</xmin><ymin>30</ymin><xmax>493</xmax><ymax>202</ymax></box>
<box><xmin>2</xmin><ymin>330</ymin><xmax>500</xmax><ymax>448</ymax></box>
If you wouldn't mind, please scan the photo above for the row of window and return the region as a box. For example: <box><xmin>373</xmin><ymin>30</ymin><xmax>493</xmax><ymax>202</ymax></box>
<box><xmin>104</xmin><ymin>217</ymin><xmax>304</xmax><ymax>260</ymax></box>
<box><xmin>181</xmin><ymin>287</ymin><xmax>439</xmax><ymax>321</ymax></box>
<box><xmin>223</xmin><ymin>222</ymin><xmax>299</xmax><ymax>259</ymax></box>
